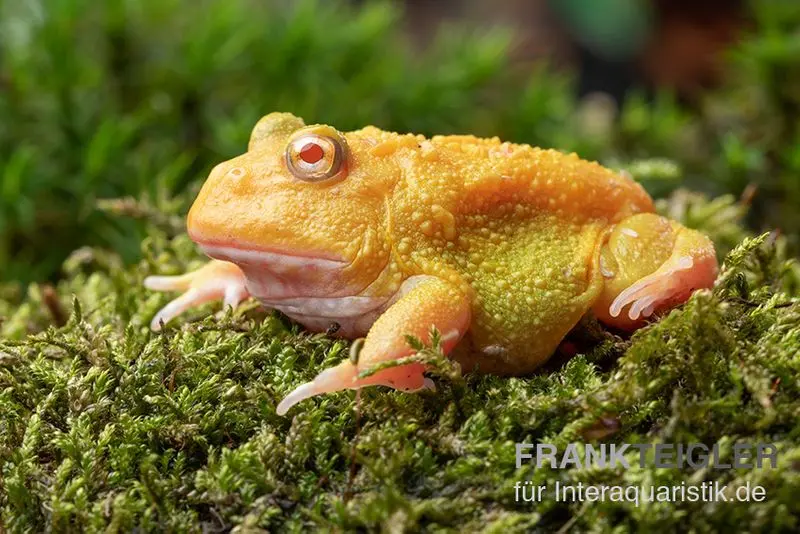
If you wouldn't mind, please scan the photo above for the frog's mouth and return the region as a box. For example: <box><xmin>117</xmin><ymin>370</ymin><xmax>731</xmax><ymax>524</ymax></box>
<box><xmin>198</xmin><ymin>243</ymin><xmax>349</xmax><ymax>296</ymax></box>
<box><xmin>199</xmin><ymin>240</ymin><xmax>387</xmax><ymax>305</ymax></box>
<box><xmin>198</xmin><ymin>241</ymin><xmax>392</xmax><ymax>337</ymax></box>
<box><xmin>199</xmin><ymin>242</ymin><xmax>348</xmax><ymax>272</ymax></box>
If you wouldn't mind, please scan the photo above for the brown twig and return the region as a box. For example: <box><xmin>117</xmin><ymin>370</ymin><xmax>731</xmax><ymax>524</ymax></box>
<box><xmin>40</xmin><ymin>284</ymin><xmax>67</xmax><ymax>327</ymax></box>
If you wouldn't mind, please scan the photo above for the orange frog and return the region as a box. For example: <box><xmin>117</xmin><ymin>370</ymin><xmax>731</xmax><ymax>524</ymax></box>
<box><xmin>145</xmin><ymin>113</ymin><xmax>718</xmax><ymax>415</ymax></box>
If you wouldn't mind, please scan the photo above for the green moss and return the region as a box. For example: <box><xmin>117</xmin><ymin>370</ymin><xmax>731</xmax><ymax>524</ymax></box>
<box><xmin>1</xmin><ymin>196</ymin><xmax>799</xmax><ymax>532</ymax></box>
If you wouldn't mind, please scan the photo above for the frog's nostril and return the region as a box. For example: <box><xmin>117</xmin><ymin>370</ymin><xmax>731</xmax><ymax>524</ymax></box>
<box><xmin>227</xmin><ymin>167</ymin><xmax>246</xmax><ymax>179</ymax></box>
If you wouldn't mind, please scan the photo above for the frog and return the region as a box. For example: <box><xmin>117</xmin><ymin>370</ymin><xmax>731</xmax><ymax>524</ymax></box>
<box><xmin>144</xmin><ymin>112</ymin><xmax>718</xmax><ymax>416</ymax></box>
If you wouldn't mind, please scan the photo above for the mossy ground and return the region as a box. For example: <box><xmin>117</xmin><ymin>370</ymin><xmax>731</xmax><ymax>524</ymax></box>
<box><xmin>1</xmin><ymin>197</ymin><xmax>799</xmax><ymax>533</ymax></box>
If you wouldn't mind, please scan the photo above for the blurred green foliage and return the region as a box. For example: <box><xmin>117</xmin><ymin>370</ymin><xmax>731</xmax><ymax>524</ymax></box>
<box><xmin>1</xmin><ymin>0</ymin><xmax>799</xmax><ymax>283</ymax></box>
<box><xmin>0</xmin><ymin>0</ymin><xmax>515</xmax><ymax>281</ymax></box>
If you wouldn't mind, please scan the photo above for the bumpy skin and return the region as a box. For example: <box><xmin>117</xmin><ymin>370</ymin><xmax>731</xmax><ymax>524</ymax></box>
<box><xmin>145</xmin><ymin>113</ymin><xmax>718</xmax><ymax>415</ymax></box>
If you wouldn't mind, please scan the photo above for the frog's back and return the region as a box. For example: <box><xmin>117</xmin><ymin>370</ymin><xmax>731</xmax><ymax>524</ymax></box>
<box><xmin>386</xmin><ymin>133</ymin><xmax>655</xmax><ymax>374</ymax></box>
<box><xmin>426</xmin><ymin>134</ymin><xmax>654</xmax><ymax>223</ymax></box>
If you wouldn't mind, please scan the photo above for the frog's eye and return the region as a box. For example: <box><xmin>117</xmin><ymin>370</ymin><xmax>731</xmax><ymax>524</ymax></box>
<box><xmin>285</xmin><ymin>131</ymin><xmax>347</xmax><ymax>182</ymax></box>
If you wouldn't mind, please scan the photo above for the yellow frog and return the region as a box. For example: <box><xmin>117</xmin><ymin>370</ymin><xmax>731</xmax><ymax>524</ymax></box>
<box><xmin>145</xmin><ymin>113</ymin><xmax>718</xmax><ymax>415</ymax></box>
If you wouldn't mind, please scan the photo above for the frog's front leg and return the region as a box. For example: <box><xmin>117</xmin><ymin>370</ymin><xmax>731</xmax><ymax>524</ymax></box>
<box><xmin>276</xmin><ymin>276</ymin><xmax>471</xmax><ymax>416</ymax></box>
<box><xmin>144</xmin><ymin>260</ymin><xmax>249</xmax><ymax>330</ymax></box>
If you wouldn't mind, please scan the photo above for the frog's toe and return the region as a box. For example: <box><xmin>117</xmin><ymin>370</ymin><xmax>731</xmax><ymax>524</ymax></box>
<box><xmin>151</xmin><ymin>288</ymin><xmax>206</xmax><ymax>330</ymax></box>
<box><xmin>596</xmin><ymin>216</ymin><xmax>718</xmax><ymax>328</ymax></box>
<box><xmin>150</xmin><ymin>283</ymin><xmax>248</xmax><ymax>330</ymax></box>
<box><xmin>421</xmin><ymin>377</ymin><xmax>436</xmax><ymax>391</ymax></box>
<box><xmin>144</xmin><ymin>273</ymin><xmax>194</xmax><ymax>292</ymax></box>
<box><xmin>276</xmin><ymin>364</ymin><xmax>354</xmax><ymax>416</ymax></box>
<box><xmin>276</xmin><ymin>360</ymin><xmax>429</xmax><ymax>416</ymax></box>
<box><xmin>610</xmin><ymin>255</ymin><xmax>692</xmax><ymax>320</ymax></box>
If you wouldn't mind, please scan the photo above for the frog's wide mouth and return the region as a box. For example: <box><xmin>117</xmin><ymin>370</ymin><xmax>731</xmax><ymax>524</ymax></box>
<box><xmin>196</xmin><ymin>242</ymin><xmax>349</xmax><ymax>271</ymax></box>
<box><xmin>196</xmin><ymin>241</ymin><xmax>359</xmax><ymax>301</ymax></box>
<box><xmin>197</xmin><ymin>241</ymin><xmax>389</xmax><ymax>333</ymax></box>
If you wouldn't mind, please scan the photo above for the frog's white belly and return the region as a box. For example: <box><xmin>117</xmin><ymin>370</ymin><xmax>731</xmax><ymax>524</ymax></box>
<box><xmin>258</xmin><ymin>295</ymin><xmax>387</xmax><ymax>337</ymax></box>
<box><xmin>258</xmin><ymin>276</ymin><xmax>435</xmax><ymax>338</ymax></box>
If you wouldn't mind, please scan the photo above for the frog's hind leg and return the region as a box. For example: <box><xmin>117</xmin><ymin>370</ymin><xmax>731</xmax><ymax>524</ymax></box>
<box><xmin>276</xmin><ymin>276</ymin><xmax>470</xmax><ymax>416</ymax></box>
<box><xmin>607</xmin><ymin>221</ymin><xmax>717</xmax><ymax>322</ymax></box>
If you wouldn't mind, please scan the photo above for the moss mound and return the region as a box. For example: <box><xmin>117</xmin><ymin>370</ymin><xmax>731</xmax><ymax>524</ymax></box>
<box><xmin>1</xmin><ymin>202</ymin><xmax>799</xmax><ymax>531</ymax></box>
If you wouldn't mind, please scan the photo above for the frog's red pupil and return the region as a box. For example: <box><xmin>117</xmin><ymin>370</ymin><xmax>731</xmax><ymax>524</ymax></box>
<box><xmin>299</xmin><ymin>142</ymin><xmax>324</xmax><ymax>164</ymax></box>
